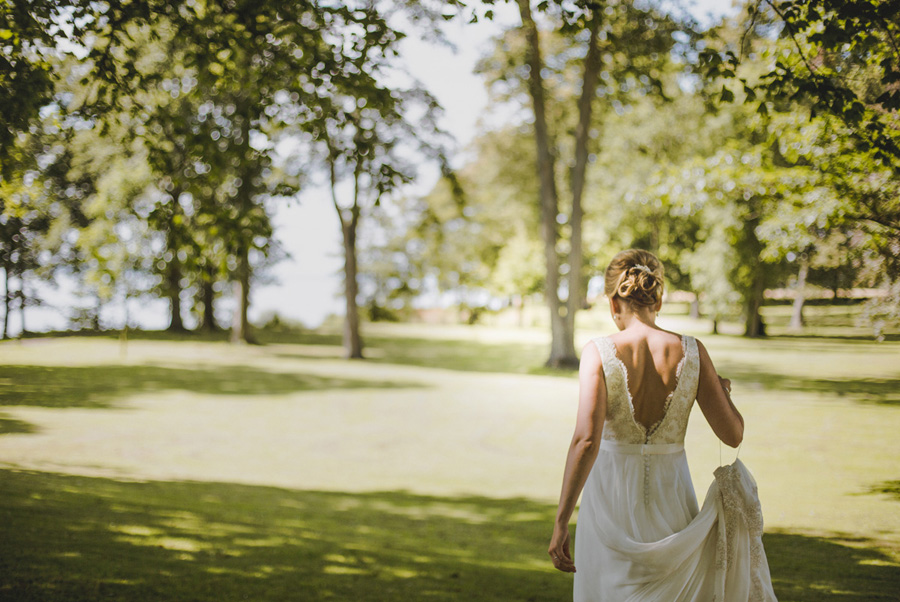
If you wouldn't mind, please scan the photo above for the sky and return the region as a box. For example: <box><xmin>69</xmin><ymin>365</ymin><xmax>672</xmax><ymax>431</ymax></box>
<box><xmin>19</xmin><ymin>0</ymin><xmax>739</xmax><ymax>335</ymax></box>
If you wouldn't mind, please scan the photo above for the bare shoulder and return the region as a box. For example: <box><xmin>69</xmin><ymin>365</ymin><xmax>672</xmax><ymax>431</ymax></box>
<box><xmin>692</xmin><ymin>337</ymin><xmax>722</xmax><ymax>380</ymax></box>
<box><xmin>580</xmin><ymin>339</ymin><xmax>602</xmax><ymax>369</ymax></box>
<box><xmin>693</xmin><ymin>337</ymin><xmax>713</xmax><ymax>362</ymax></box>
<box><xmin>662</xmin><ymin>328</ymin><xmax>686</xmax><ymax>343</ymax></box>
<box><xmin>639</xmin><ymin>328</ymin><xmax>685</xmax><ymax>352</ymax></box>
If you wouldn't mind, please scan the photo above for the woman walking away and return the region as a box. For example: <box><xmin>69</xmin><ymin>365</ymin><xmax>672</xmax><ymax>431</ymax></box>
<box><xmin>548</xmin><ymin>248</ymin><xmax>777</xmax><ymax>601</ymax></box>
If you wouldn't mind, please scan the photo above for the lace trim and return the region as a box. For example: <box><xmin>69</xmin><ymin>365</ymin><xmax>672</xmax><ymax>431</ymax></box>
<box><xmin>714</xmin><ymin>461</ymin><xmax>771</xmax><ymax>601</ymax></box>
<box><xmin>605</xmin><ymin>335</ymin><xmax>687</xmax><ymax>441</ymax></box>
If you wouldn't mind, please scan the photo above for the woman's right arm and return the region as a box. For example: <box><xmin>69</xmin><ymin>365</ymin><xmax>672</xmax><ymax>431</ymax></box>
<box><xmin>548</xmin><ymin>340</ymin><xmax>607</xmax><ymax>573</ymax></box>
<box><xmin>695</xmin><ymin>338</ymin><xmax>744</xmax><ymax>448</ymax></box>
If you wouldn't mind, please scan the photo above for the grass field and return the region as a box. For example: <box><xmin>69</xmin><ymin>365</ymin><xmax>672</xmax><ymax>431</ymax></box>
<box><xmin>1</xmin><ymin>306</ymin><xmax>899</xmax><ymax>601</ymax></box>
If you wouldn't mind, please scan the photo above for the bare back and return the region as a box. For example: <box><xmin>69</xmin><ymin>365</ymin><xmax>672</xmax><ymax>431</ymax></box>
<box><xmin>592</xmin><ymin>329</ymin><xmax>698</xmax><ymax>446</ymax></box>
<box><xmin>607</xmin><ymin>328</ymin><xmax>686</xmax><ymax>431</ymax></box>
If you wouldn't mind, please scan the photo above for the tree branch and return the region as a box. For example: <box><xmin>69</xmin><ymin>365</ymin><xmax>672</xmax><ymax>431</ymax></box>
<box><xmin>324</xmin><ymin>134</ymin><xmax>346</xmax><ymax>229</ymax></box>
<box><xmin>763</xmin><ymin>0</ymin><xmax>817</xmax><ymax>76</ymax></box>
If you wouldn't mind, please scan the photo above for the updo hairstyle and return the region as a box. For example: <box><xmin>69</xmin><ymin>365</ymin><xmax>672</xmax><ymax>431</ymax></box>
<box><xmin>604</xmin><ymin>249</ymin><xmax>665</xmax><ymax>309</ymax></box>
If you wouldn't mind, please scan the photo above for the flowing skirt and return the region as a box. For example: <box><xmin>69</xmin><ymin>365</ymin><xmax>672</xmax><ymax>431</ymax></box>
<box><xmin>573</xmin><ymin>440</ymin><xmax>777</xmax><ymax>602</ymax></box>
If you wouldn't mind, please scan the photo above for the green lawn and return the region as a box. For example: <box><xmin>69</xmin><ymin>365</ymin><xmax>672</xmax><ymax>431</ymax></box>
<box><xmin>1</xmin><ymin>311</ymin><xmax>899</xmax><ymax>601</ymax></box>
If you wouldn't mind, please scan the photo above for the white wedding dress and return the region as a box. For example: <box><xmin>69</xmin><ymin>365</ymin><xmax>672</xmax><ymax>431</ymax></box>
<box><xmin>573</xmin><ymin>335</ymin><xmax>777</xmax><ymax>602</ymax></box>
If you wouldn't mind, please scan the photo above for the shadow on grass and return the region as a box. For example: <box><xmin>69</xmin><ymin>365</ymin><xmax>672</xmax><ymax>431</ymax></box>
<box><xmin>9</xmin><ymin>329</ymin><xmax>898</xmax><ymax>395</ymax></box>
<box><xmin>368</xmin><ymin>336</ymin><xmax>561</xmax><ymax>376</ymax></box>
<box><xmin>13</xmin><ymin>328</ymin><xmax>233</xmax><ymax>343</ymax></box>
<box><xmin>267</xmin><ymin>333</ymin><xmax>571</xmax><ymax>377</ymax></box>
<box><xmin>0</xmin><ymin>469</ymin><xmax>897</xmax><ymax>602</ymax></box>
<box><xmin>765</xmin><ymin>531</ymin><xmax>900</xmax><ymax>602</ymax></box>
<box><xmin>0</xmin><ymin>413</ymin><xmax>36</xmax><ymax>435</ymax></box>
<box><xmin>715</xmin><ymin>367</ymin><xmax>900</xmax><ymax>406</ymax></box>
<box><xmin>0</xmin><ymin>469</ymin><xmax>565</xmax><ymax>602</ymax></box>
<box><xmin>0</xmin><ymin>365</ymin><xmax>422</xmax><ymax>409</ymax></box>
<box><xmin>867</xmin><ymin>480</ymin><xmax>900</xmax><ymax>502</ymax></box>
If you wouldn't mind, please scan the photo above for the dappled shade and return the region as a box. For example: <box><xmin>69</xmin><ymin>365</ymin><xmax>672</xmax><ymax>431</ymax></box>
<box><xmin>0</xmin><ymin>469</ymin><xmax>897</xmax><ymax>601</ymax></box>
<box><xmin>0</xmin><ymin>470</ymin><xmax>566</xmax><ymax>601</ymax></box>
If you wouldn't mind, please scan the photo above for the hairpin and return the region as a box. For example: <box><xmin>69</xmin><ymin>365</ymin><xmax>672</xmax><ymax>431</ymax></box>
<box><xmin>632</xmin><ymin>264</ymin><xmax>653</xmax><ymax>274</ymax></box>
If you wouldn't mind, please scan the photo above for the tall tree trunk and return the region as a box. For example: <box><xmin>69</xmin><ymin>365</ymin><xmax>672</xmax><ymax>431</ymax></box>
<box><xmin>2</xmin><ymin>267</ymin><xmax>8</xmax><ymax>340</ymax></box>
<box><xmin>689</xmin><ymin>295</ymin><xmax>701</xmax><ymax>319</ymax></box>
<box><xmin>200</xmin><ymin>265</ymin><xmax>218</xmax><ymax>332</ymax></box>
<box><xmin>166</xmin><ymin>191</ymin><xmax>185</xmax><ymax>333</ymax></box>
<box><xmin>517</xmin><ymin>0</ymin><xmax>576</xmax><ymax>368</ymax></box>
<box><xmin>565</xmin><ymin>13</ymin><xmax>602</xmax><ymax>352</ymax></box>
<box><xmin>167</xmin><ymin>272</ymin><xmax>184</xmax><ymax>332</ymax></box>
<box><xmin>327</xmin><ymin>141</ymin><xmax>364</xmax><ymax>359</ymax></box>
<box><xmin>744</xmin><ymin>264</ymin><xmax>766</xmax><ymax>337</ymax></box>
<box><xmin>742</xmin><ymin>208</ymin><xmax>766</xmax><ymax>338</ymax></box>
<box><xmin>789</xmin><ymin>253</ymin><xmax>809</xmax><ymax>331</ymax></box>
<box><xmin>92</xmin><ymin>297</ymin><xmax>102</xmax><ymax>331</ymax></box>
<box><xmin>166</xmin><ymin>262</ymin><xmax>185</xmax><ymax>332</ymax></box>
<box><xmin>230</xmin><ymin>246</ymin><xmax>255</xmax><ymax>344</ymax></box>
<box><xmin>341</xmin><ymin>215</ymin><xmax>363</xmax><ymax>359</ymax></box>
<box><xmin>17</xmin><ymin>283</ymin><xmax>26</xmax><ymax>338</ymax></box>
<box><xmin>230</xmin><ymin>99</ymin><xmax>256</xmax><ymax>344</ymax></box>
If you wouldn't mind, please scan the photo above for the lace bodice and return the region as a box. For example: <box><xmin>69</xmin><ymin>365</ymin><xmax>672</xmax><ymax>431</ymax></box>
<box><xmin>592</xmin><ymin>334</ymin><xmax>699</xmax><ymax>445</ymax></box>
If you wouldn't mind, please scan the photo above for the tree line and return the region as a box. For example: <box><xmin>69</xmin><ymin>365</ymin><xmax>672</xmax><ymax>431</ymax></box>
<box><xmin>2</xmin><ymin>1</ymin><xmax>899</xmax><ymax>364</ymax></box>
<box><xmin>1</xmin><ymin>0</ymin><xmax>455</xmax><ymax>355</ymax></box>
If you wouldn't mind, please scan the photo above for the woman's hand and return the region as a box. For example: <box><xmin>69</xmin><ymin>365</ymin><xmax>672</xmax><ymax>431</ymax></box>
<box><xmin>548</xmin><ymin>523</ymin><xmax>576</xmax><ymax>573</ymax></box>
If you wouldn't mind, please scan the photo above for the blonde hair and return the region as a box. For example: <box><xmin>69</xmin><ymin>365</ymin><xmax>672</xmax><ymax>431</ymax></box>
<box><xmin>604</xmin><ymin>249</ymin><xmax>665</xmax><ymax>309</ymax></box>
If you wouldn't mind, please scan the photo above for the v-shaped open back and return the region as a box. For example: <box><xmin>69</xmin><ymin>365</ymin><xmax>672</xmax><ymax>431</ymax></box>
<box><xmin>608</xmin><ymin>335</ymin><xmax>687</xmax><ymax>436</ymax></box>
<box><xmin>593</xmin><ymin>334</ymin><xmax>700</xmax><ymax>445</ymax></box>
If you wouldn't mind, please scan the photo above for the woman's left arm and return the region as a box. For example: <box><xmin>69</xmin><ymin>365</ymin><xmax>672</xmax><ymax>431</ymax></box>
<box><xmin>548</xmin><ymin>341</ymin><xmax>607</xmax><ymax>573</ymax></box>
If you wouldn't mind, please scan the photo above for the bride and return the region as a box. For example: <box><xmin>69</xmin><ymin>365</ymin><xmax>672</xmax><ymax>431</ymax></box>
<box><xmin>548</xmin><ymin>249</ymin><xmax>777</xmax><ymax>601</ymax></box>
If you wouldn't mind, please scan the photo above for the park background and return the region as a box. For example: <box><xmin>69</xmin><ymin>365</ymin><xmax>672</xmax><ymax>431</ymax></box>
<box><xmin>2</xmin><ymin>0</ymin><xmax>899</xmax><ymax>600</ymax></box>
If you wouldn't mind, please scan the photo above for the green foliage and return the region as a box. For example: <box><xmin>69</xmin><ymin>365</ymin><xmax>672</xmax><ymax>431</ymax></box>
<box><xmin>2</xmin><ymin>0</ymin><xmax>454</xmax><ymax>337</ymax></box>
<box><xmin>362</xmin><ymin>125</ymin><xmax>543</xmax><ymax>309</ymax></box>
<box><xmin>693</xmin><ymin>0</ymin><xmax>900</xmax><ymax>331</ymax></box>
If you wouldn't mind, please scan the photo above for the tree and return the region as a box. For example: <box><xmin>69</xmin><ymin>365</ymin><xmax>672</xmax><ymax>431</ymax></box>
<box><xmin>292</xmin><ymin>3</ymin><xmax>452</xmax><ymax>358</ymax></box>
<box><xmin>8</xmin><ymin>1</ymin><xmax>321</xmax><ymax>341</ymax></box>
<box><xmin>359</xmin><ymin>125</ymin><xmax>540</xmax><ymax>326</ymax></box>
<box><xmin>0</xmin><ymin>153</ymin><xmax>48</xmax><ymax>337</ymax></box>
<box><xmin>702</xmin><ymin>0</ymin><xmax>900</xmax><ymax>332</ymax></box>
<box><xmin>481</xmin><ymin>0</ymin><xmax>690</xmax><ymax>366</ymax></box>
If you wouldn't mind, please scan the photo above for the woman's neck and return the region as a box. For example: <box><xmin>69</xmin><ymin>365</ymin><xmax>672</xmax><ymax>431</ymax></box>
<box><xmin>618</xmin><ymin>309</ymin><xmax>657</xmax><ymax>330</ymax></box>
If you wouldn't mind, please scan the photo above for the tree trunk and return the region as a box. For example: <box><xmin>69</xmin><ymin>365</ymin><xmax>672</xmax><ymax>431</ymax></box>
<box><xmin>744</xmin><ymin>265</ymin><xmax>766</xmax><ymax>337</ymax></box>
<box><xmin>166</xmin><ymin>194</ymin><xmax>185</xmax><ymax>333</ymax></box>
<box><xmin>689</xmin><ymin>296</ymin><xmax>701</xmax><ymax>319</ymax></box>
<box><xmin>742</xmin><ymin>208</ymin><xmax>766</xmax><ymax>338</ymax></box>
<box><xmin>711</xmin><ymin>318</ymin><xmax>719</xmax><ymax>335</ymax></box>
<box><xmin>789</xmin><ymin>254</ymin><xmax>809</xmax><ymax>331</ymax></box>
<box><xmin>17</xmin><ymin>283</ymin><xmax>26</xmax><ymax>338</ymax></box>
<box><xmin>230</xmin><ymin>99</ymin><xmax>256</xmax><ymax>345</ymax></box>
<box><xmin>166</xmin><ymin>264</ymin><xmax>185</xmax><ymax>332</ymax></box>
<box><xmin>565</xmin><ymin>12</ymin><xmax>602</xmax><ymax>354</ymax></box>
<box><xmin>326</xmin><ymin>137</ymin><xmax>364</xmax><ymax>360</ymax></box>
<box><xmin>2</xmin><ymin>267</ymin><xmax>8</xmax><ymax>340</ymax></box>
<box><xmin>517</xmin><ymin>0</ymin><xmax>577</xmax><ymax>368</ymax></box>
<box><xmin>341</xmin><ymin>214</ymin><xmax>363</xmax><ymax>359</ymax></box>
<box><xmin>230</xmin><ymin>245</ymin><xmax>255</xmax><ymax>344</ymax></box>
<box><xmin>92</xmin><ymin>297</ymin><xmax>102</xmax><ymax>331</ymax></box>
<box><xmin>200</xmin><ymin>266</ymin><xmax>218</xmax><ymax>332</ymax></box>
